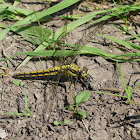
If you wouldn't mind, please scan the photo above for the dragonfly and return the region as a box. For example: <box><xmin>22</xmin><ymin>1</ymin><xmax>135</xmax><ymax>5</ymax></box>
<box><xmin>13</xmin><ymin>63</ymin><xmax>89</xmax><ymax>79</ymax></box>
<box><xmin>13</xmin><ymin>19</ymin><xmax>104</xmax><ymax>122</ymax></box>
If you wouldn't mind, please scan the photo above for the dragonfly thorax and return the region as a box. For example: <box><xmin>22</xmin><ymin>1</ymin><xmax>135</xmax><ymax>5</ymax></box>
<box><xmin>67</xmin><ymin>63</ymin><xmax>89</xmax><ymax>78</ymax></box>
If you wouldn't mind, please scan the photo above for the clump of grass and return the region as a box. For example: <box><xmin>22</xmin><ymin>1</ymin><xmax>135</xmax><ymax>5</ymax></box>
<box><xmin>2</xmin><ymin>92</ymin><xmax>33</xmax><ymax>119</ymax></box>
<box><xmin>94</xmin><ymin>62</ymin><xmax>140</xmax><ymax>104</ymax></box>
<box><xmin>0</xmin><ymin>0</ymin><xmax>139</xmax><ymax>68</ymax></box>
<box><xmin>116</xmin><ymin>62</ymin><xmax>140</xmax><ymax>104</ymax></box>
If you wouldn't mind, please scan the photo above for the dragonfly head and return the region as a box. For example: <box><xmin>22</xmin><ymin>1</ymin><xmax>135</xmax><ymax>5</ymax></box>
<box><xmin>80</xmin><ymin>66</ymin><xmax>89</xmax><ymax>77</ymax></box>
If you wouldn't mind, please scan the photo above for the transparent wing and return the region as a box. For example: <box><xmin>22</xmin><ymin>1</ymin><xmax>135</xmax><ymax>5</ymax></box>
<box><xmin>66</xmin><ymin>21</ymin><xmax>105</xmax><ymax>63</ymax></box>
<box><xmin>42</xmin><ymin>17</ymin><xmax>69</xmax><ymax>122</ymax></box>
<box><xmin>42</xmin><ymin>18</ymin><xmax>105</xmax><ymax>122</ymax></box>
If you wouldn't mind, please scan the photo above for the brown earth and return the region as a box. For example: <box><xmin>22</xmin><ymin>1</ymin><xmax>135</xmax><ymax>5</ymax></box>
<box><xmin>0</xmin><ymin>1</ymin><xmax>140</xmax><ymax>140</ymax></box>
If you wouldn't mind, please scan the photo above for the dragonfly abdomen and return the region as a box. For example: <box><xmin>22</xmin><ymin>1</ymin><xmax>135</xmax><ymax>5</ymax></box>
<box><xmin>13</xmin><ymin>65</ymin><xmax>71</xmax><ymax>78</ymax></box>
<box><xmin>13</xmin><ymin>66</ymin><xmax>62</xmax><ymax>78</ymax></box>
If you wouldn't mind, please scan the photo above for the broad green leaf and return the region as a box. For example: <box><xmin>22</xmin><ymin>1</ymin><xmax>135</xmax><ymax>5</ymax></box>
<box><xmin>54</xmin><ymin>121</ymin><xmax>60</xmax><ymax>125</ymax></box>
<box><xmin>78</xmin><ymin>111</ymin><xmax>86</xmax><ymax>118</ymax></box>
<box><xmin>76</xmin><ymin>91</ymin><xmax>90</xmax><ymax>105</ymax></box>
<box><xmin>12</xmin><ymin>79</ymin><xmax>21</xmax><ymax>87</ymax></box>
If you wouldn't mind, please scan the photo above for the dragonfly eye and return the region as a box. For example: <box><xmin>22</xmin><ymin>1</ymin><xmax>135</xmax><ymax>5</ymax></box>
<box><xmin>81</xmin><ymin>66</ymin><xmax>89</xmax><ymax>77</ymax></box>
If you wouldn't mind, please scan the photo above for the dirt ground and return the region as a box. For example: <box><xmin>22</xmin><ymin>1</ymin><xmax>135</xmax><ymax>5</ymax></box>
<box><xmin>0</xmin><ymin>1</ymin><xmax>140</xmax><ymax>140</ymax></box>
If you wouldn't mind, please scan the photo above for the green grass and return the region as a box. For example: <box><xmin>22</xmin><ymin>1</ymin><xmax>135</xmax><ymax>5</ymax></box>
<box><xmin>3</xmin><ymin>92</ymin><xmax>33</xmax><ymax>119</ymax></box>
<box><xmin>94</xmin><ymin>62</ymin><xmax>140</xmax><ymax>105</ymax></box>
<box><xmin>0</xmin><ymin>0</ymin><xmax>140</xmax><ymax>120</ymax></box>
<box><xmin>116</xmin><ymin>62</ymin><xmax>140</xmax><ymax>104</ymax></box>
<box><xmin>2</xmin><ymin>76</ymin><xmax>32</xmax><ymax>118</ymax></box>
<box><xmin>0</xmin><ymin>0</ymin><xmax>139</xmax><ymax>67</ymax></box>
